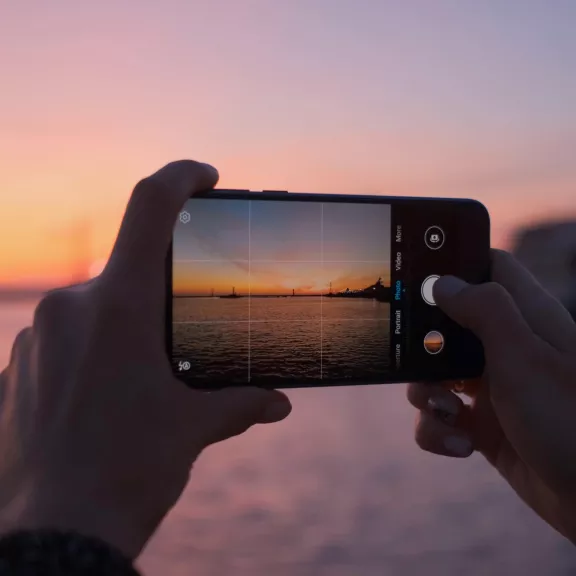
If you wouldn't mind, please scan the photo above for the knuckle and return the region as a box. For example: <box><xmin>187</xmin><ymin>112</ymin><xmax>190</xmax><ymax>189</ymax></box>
<box><xmin>414</xmin><ymin>412</ymin><xmax>430</xmax><ymax>450</ymax></box>
<box><xmin>414</xmin><ymin>412</ymin><xmax>451</xmax><ymax>457</ymax></box>
<box><xmin>132</xmin><ymin>177</ymin><xmax>157</xmax><ymax>200</ymax></box>
<box><xmin>9</xmin><ymin>327</ymin><xmax>33</xmax><ymax>363</ymax></box>
<box><xmin>33</xmin><ymin>289</ymin><xmax>74</xmax><ymax>327</ymax></box>
<box><xmin>14</xmin><ymin>326</ymin><xmax>32</xmax><ymax>346</ymax></box>
<box><xmin>406</xmin><ymin>382</ymin><xmax>424</xmax><ymax>408</ymax></box>
<box><xmin>131</xmin><ymin>176</ymin><xmax>174</xmax><ymax>215</ymax></box>
<box><xmin>406</xmin><ymin>383</ymin><xmax>417</xmax><ymax>405</ymax></box>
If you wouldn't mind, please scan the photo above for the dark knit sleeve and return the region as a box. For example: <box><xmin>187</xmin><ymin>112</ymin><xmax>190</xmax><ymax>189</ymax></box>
<box><xmin>0</xmin><ymin>530</ymin><xmax>141</xmax><ymax>575</ymax></box>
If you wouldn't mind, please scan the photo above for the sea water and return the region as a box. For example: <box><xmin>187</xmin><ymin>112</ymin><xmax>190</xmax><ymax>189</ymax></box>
<box><xmin>0</xmin><ymin>301</ymin><xmax>574</xmax><ymax>575</ymax></box>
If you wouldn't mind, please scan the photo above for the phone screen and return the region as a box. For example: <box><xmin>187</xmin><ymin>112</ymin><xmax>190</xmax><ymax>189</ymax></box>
<box><xmin>167</xmin><ymin>191</ymin><xmax>490</xmax><ymax>388</ymax></box>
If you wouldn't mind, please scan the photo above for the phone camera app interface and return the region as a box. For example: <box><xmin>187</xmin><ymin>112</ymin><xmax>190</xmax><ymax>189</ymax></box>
<box><xmin>171</xmin><ymin>198</ymin><xmax>403</xmax><ymax>387</ymax></box>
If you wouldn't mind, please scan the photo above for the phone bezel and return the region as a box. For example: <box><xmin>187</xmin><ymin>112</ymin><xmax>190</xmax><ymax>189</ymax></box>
<box><xmin>166</xmin><ymin>190</ymin><xmax>490</xmax><ymax>389</ymax></box>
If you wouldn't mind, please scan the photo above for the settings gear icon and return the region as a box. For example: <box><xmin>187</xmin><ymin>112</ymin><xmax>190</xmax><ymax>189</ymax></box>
<box><xmin>179</xmin><ymin>211</ymin><xmax>191</xmax><ymax>224</ymax></box>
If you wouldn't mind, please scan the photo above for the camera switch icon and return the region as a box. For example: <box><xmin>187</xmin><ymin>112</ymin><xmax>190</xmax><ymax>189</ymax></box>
<box><xmin>424</xmin><ymin>226</ymin><xmax>445</xmax><ymax>250</ymax></box>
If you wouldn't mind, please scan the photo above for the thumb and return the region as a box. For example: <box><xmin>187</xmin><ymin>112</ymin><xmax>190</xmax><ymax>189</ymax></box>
<box><xmin>433</xmin><ymin>276</ymin><xmax>533</xmax><ymax>356</ymax></box>
<box><xmin>196</xmin><ymin>388</ymin><xmax>292</xmax><ymax>446</ymax></box>
<box><xmin>104</xmin><ymin>160</ymin><xmax>219</xmax><ymax>291</ymax></box>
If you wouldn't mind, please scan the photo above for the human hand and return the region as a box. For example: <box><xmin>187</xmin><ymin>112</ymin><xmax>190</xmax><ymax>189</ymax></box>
<box><xmin>0</xmin><ymin>160</ymin><xmax>292</xmax><ymax>558</ymax></box>
<box><xmin>407</xmin><ymin>249</ymin><xmax>576</xmax><ymax>543</ymax></box>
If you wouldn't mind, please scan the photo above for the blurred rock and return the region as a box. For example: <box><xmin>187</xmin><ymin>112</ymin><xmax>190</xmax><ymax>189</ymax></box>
<box><xmin>511</xmin><ymin>220</ymin><xmax>576</xmax><ymax>320</ymax></box>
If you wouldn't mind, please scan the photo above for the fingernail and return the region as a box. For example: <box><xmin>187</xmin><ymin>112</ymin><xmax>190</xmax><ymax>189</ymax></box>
<box><xmin>444</xmin><ymin>436</ymin><xmax>472</xmax><ymax>457</ymax></box>
<box><xmin>454</xmin><ymin>380</ymin><xmax>466</xmax><ymax>393</ymax></box>
<box><xmin>428</xmin><ymin>396</ymin><xmax>460</xmax><ymax>425</ymax></box>
<box><xmin>261</xmin><ymin>400</ymin><xmax>292</xmax><ymax>423</ymax></box>
<box><xmin>434</xmin><ymin>276</ymin><xmax>468</xmax><ymax>300</ymax></box>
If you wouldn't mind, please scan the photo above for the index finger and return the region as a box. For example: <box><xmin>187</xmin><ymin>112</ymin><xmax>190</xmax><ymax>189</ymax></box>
<box><xmin>407</xmin><ymin>380</ymin><xmax>480</xmax><ymax>411</ymax></box>
<box><xmin>490</xmin><ymin>249</ymin><xmax>576</xmax><ymax>352</ymax></box>
<box><xmin>103</xmin><ymin>160</ymin><xmax>219</xmax><ymax>292</ymax></box>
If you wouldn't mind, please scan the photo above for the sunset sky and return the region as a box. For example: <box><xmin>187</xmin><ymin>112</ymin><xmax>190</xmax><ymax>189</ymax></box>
<box><xmin>173</xmin><ymin>198</ymin><xmax>390</xmax><ymax>295</ymax></box>
<box><xmin>2</xmin><ymin>1</ymin><xmax>576</xmax><ymax>288</ymax></box>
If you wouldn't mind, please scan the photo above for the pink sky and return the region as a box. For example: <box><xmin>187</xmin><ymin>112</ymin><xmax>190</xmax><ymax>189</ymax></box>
<box><xmin>1</xmin><ymin>1</ymin><xmax>575</xmax><ymax>287</ymax></box>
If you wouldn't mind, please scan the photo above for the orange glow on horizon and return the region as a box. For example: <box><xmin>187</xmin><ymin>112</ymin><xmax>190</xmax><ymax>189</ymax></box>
<box><xmin>3</xmin><ymin>188</ymin><xmax>576</xmax><ymax>290</ymax></box>
<box><xmin>2</xmin><ymin>0</ymin><xmax>576</xmax><ymax>290</ymax></box>
<box><xmin>173</xmin><ymin>262</ymin><xmax>390</xmax><ymax>297</ymax></box>
<box><xmin>2</xmin><ymin>114</ymin><xmax>576</xmax><ymax>290</ymax></box>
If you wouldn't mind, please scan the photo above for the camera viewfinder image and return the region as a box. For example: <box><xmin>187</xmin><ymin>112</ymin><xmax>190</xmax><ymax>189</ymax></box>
<box><xmin>172</xmin><ymin>198</ymin><xmax>392</xmax><ymax>386</ymax></box>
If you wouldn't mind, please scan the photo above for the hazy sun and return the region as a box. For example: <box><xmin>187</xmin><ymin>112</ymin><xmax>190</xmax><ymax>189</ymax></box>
<box><xmin>89</xmin><ymin>259</ymin><xmax>107</xmax><ymax>278</ymax></box>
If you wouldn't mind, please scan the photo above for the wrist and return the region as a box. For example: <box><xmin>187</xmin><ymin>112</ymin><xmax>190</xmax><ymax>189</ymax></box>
<box><xmin>0</xmin><ymin>529</ymin><xmax>141</xmax><ymax>574</ymax></box>
<box><xmin>3</xmin><ymin>493</ymin><xmax>155</xmax><ymax>560</ymax></box>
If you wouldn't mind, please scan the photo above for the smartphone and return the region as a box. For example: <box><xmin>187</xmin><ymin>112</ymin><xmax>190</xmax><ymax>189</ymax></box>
<box><xmin>166</xmin><ymin>190</ymin><xmax>490</xmax><ymax>389</ymax></box>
